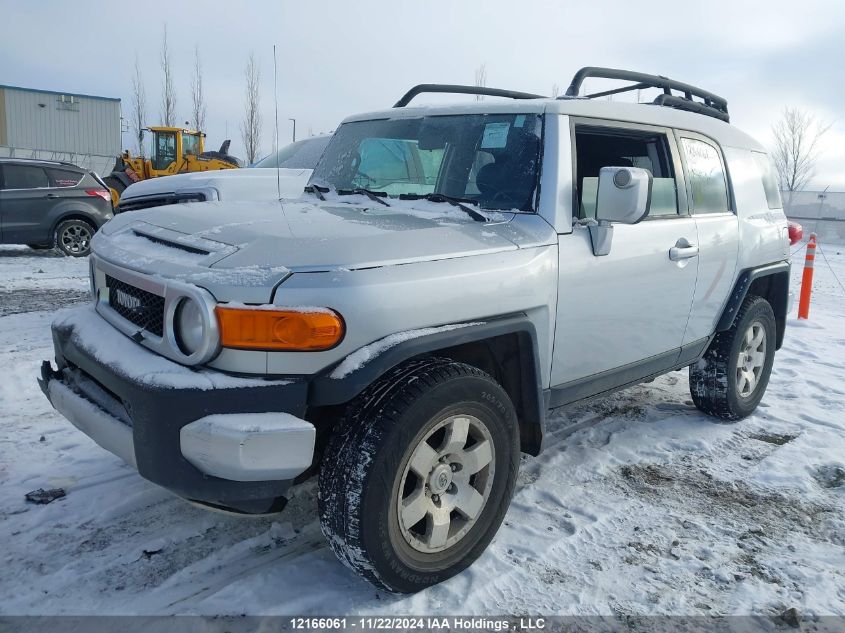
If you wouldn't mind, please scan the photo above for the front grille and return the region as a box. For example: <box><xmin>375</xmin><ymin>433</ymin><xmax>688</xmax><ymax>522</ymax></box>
<box><xmin>118</xmin><ymin>192</ymin><xmax>206</xmax><ymax>213</ymax></box>
<box><xmin>105</xmin><ymin>275</ymin><xmax>165</xmax><ymax>336</ymax></box>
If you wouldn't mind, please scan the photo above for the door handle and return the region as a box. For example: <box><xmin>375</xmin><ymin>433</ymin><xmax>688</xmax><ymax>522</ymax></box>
<box><xmin>45</xmin><ymin>194</ymin><xmax>59</xmax><ymax>198</ymax></box>
<box><xmin>669</xmin><ymin>243</ymin><xmax>699</xmax><ymax>261</ymax></box>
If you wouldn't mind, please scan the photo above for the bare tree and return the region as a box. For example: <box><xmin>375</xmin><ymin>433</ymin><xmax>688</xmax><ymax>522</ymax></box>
<box><xmin>160</xmin><ymin>24</ymin><xmax>177</xmax><ymax>126</ymax></box>
<box><xmin>130</xmin><ymin>56</ymin><xmax>146</xmax><ymax>155</ymax></box>
<box><xmin>190</xmin><ymin>45</ymin><xmax>207</xmax><ymax>132</ymax></box>
<box><xmin>474</xmin><ymin>64</ymin><xmax>487</xmax><ymax>100</ymax></box>
<box><xmin>771</xmin><ymin>106</ymin><xmax>832</xmax><ymax>202</ymax></box>
<box><xmin>240</xmin><ymin>52</ymin><xmax>262</xmax><ymax>164</ymax></box>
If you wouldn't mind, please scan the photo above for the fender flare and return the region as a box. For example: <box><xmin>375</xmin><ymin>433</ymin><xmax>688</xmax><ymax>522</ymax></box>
<box><xmin>716</xmin><ymin>261</ymin><xmax>790</xmax><ymax>348</ymax></box>
<box><xmin>309</xmin><ymin>314</ymin><xmax>546</xmax><ymax>455</ymax></box>
<box><xmin>51</xmin><ymin>208</ymin><xmax>103</xmax><ymax>234</ymax></box>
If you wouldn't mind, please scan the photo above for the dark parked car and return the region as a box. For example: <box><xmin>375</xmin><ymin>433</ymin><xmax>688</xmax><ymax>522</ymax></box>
<box><xmin>0</xmin><ymin>158</ymin><xmax>113</xmax><ymax>256</ymax></box>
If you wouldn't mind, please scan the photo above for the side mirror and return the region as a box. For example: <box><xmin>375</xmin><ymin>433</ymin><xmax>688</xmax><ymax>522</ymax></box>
<box><xmin>589</xmin><ymin>167</ymin><xmax>652</xmax><ymax>256</ymax></box>
<box><xmin>595</xmin><ymin>166</ymin><xmax>652</xmax><ymax>224</ymax></box>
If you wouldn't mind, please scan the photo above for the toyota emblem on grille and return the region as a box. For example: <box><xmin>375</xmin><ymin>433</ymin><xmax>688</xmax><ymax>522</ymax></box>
<box><xmin>114</xmin><ymin>288</ymin><xmax>142</xmax><ymax>311</ymax></box>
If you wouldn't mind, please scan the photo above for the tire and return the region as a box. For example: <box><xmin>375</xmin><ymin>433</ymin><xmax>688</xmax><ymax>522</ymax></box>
<box><xmin>54</xmin><ymin>219</ymin><xmax>95</xmax><ymax>257</ymax></box>
<box><xmin>318</xmin><ymin>357</ymin><xmax>519</xmax><ymax>593</ymax></box>
<box><xmin>690</xmin><ymin>294</ymin><xmax>776</xmax><ymax>420</ymax></box>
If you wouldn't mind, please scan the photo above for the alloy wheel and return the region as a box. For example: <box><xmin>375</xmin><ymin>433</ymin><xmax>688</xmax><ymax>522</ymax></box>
<box><xmin>397</xmin><ymin>414</ymin><xmax>495</xmax><ymax>553</ymax></box>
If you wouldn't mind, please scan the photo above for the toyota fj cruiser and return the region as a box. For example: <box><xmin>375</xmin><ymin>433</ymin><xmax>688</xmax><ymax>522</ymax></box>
<box><xmin>39</xmin><ymin>67</ymin><xmax>792</xmax><ymax>593</ymax></box>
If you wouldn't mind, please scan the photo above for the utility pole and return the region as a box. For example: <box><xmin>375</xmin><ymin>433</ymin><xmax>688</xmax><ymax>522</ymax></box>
<box><xmin>289</xmin><ymin>118</ymin><xmax>296</xmax><ymax>143</ymax></box>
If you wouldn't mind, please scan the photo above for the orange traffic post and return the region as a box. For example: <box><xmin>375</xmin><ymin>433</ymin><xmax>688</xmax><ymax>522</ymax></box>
<box><xmin>797</xmin><ymin>233</ymin><xmax>817</xmax><ymax>319</ymax></box>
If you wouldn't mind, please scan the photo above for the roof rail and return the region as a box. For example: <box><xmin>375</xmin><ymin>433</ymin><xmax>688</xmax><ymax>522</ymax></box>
<box><xmin>563</xmin><ymin>67</ymin><xmax>729</xmax><ymax>123</ymax></box>
<box><xmin>0</xmin><ymin>157</ymin><xmax>80</xmax><ymax>168</ymax></box>
<box><xmin>394</xmin><ymin>84</ymin><xmax>545</xmax><ymax>108</ymax></box>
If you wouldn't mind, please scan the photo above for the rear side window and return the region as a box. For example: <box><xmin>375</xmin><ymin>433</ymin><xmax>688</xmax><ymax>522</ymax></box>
<box><xmin>47</xmin><ymin>168</ymin><xmax>84</xmax><ymax>188</ymax></box>
<box><xmin>2</xmin><ymin>164</ymin><xmax>50</xmax><ymax>189</ymax></box>
<box><xmin>751</xmin><ymin>151</ymin><xmax>782</xmax><ymax>209</ymax></box>
<box><xmin>681</xmin><ymin>138</ymin><xmax>729</xmax><ymax>214</ymax></box>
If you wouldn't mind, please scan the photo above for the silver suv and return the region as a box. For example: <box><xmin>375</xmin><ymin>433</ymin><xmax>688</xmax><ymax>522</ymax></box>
<box><xmin>39</xmin><ymin>67</ymin><xmax>791</xmax><ymax>593</ymax></box>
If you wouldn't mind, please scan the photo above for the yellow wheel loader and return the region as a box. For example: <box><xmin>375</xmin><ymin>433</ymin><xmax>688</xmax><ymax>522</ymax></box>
<box><xmin>104</xmin><ymin>127</ymin><xmax>241</xmax><ymax>204</ymax></box>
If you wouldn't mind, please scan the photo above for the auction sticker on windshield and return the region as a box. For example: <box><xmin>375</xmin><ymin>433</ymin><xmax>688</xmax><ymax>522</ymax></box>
<box><xmin>481</xmin><ymin>122</ymin><xmax>510</xmax><ymax>148</ymax></box>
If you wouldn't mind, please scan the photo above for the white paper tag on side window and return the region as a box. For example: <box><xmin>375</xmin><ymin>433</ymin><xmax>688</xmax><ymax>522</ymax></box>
<box><xmin>481</xmin><ymin>122</ymin><xmax>510</xmax><ymax>149</ymax></box>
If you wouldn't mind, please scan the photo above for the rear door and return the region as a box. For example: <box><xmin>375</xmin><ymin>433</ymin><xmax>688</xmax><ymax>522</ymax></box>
<box><xmin>676</xmin><ymin>133</ymin><xmax>739</xmax><ymax>348</ymax></box>
<box><xmin>0</xmin><ymin>163</ymin><xmax>53</xmax><ymax>243</ymax></box>
<box><xmin>551</xmin><ymin>120</ymin><xmax>699</xmax><ymax>396</ymax></box>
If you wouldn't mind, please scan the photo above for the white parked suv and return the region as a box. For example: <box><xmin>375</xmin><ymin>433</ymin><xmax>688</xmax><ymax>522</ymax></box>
<box><xmin>116</xmin><ymin>135</ymin><xmax>331</xmax><ymax>212</ymax></box>
<box><xmin>40</xmin><ymin>67</ymin><xmax>791</xmax><ymax>593</ymax></box>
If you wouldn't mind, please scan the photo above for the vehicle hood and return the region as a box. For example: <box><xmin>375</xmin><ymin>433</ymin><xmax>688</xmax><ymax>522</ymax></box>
<box><xmin>94</xmin><ymin>197</ymin><xmax>556</xmax><ymax>302</ymax></box>
<box><xmin>119</xmin><ymin>168</ymin><xmax>311</xmax><ymax>202</ymax></box>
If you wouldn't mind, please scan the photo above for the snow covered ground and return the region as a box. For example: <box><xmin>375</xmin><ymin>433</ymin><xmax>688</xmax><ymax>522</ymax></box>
<box><xmin>1</xmin><ymin>242</ymin><xmax>844</xmax><ymax>617</ymax></box>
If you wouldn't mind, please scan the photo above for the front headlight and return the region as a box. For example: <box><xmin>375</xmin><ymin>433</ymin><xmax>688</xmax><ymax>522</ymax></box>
<box><xmin>174</xmin><ymin>297</ymin><xmax>206</xmax><ymax>355</ymax></box>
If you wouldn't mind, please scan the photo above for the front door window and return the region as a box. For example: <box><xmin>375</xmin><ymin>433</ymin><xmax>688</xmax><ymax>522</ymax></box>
<box><xmin>152</xmin><ymin>132</ymin><xmax>177</xmax><ymax>170</ymax></box>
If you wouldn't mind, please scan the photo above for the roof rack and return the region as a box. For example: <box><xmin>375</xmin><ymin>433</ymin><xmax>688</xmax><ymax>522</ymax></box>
<box><xmin>563</xmin><ymin>67</ymin><xmax>729</xmax><ymax>122</ymax></box>
<box><xmin>394</xmin><ymin>84</ymin><xmax>545</xmax><ymax>108</ymax></box>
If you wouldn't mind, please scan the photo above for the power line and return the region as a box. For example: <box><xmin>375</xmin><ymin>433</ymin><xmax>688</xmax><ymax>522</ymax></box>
<box><xmin>815</xmin><ymin>242</ymin><xmax>845</xmax><ymax>295</ymax></box>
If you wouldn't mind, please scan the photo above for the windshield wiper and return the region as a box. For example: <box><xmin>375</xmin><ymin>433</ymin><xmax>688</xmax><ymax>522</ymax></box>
<box><xmin>304</xmin><ymin>183</ymin><xmax>329</xmax><ymax>201</ymax></box>
<box><xmin>337</xmin><ymin>187</ymin><xmax>390</xmax><ymax>206</ymax></box>
<box><xmin>399</xmin><ymin>193</ymin><xmax>487</xmax><ymax>222</ymax></box>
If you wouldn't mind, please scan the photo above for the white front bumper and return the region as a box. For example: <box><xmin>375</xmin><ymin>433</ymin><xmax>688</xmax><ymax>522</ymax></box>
<box><xmin>180</xmin><ymin>413</ymin><xmax>316</xmax><ymax>482</ymax></box>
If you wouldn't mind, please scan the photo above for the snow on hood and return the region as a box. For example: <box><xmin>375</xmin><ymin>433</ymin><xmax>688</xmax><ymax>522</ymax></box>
<box><xmin>119</xmin><ymin>167</ymin><xmax>312</xmax><ymax>201</ymax></box>
<box><xmin>93</xmin><ymin>195</ymin><xmax>555</xmax><ymax>302</ymax></box>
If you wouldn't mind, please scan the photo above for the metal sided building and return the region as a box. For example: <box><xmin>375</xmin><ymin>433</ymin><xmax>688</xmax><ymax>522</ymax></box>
<box><xmin>783</xmin><ymin>190</ymin><xmax>845</xmax><ymax>245</ymax></box>
<box><xmin>0</xmin><ymin>84</ymin><xmax>120</xmax><ymax>176</ymax></box>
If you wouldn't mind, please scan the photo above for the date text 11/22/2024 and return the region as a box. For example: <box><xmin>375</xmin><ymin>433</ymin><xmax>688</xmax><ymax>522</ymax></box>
<box><xmin>289</xmin><ymin>617</ymin><xmax>547</xmax><ymax>630</ymax></box>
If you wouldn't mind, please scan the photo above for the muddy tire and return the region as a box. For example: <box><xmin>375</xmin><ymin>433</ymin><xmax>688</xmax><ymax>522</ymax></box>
<box><xmin>54</xmin><ymin>219</ymin><xmax>95</xmax><ymax>257</ymax></box>
<box><xmin>318</xmin><ymin>357</ymin><xmax>519</xmax><ymax>593</ymax></box>
<box><xmin>690</xmin><ymin>295</ymin><xmax>776</xmax><ymax>421</ymax></box>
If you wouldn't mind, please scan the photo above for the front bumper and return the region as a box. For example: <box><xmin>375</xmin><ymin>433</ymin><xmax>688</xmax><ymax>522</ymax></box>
<box><xmin>39</xmin><ymin>308</ymin><xmax>313</xmax><ymax>514</ymax></box>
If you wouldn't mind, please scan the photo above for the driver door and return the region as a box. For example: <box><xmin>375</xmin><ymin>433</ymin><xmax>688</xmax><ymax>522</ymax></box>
<box><xmin>550</xmin><ymin>121</ymin><xmax>699</xmax><ymax>399</ymax></box>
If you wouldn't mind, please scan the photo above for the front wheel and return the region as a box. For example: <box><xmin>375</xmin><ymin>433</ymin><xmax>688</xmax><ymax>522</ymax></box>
<box><xmin>318</xmin><ymin>358</ymin><xmax>519</xmax><ymax>593</ymax></box>
<box><xmin>690</xmin><ymin>295</ymin><xmax>776</xmax><ymax>420</ymax></box>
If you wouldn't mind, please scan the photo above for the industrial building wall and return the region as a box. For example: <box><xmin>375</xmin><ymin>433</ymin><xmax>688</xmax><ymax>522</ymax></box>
<box><xmin>784</xmin><ymin>190</ymin><xmax>845</xmax><ymax>245</ymax></box>
<box><xmin>0</xmin><ymin>85</ymin><xmax>120</xmax><ymax>176</ymax></box>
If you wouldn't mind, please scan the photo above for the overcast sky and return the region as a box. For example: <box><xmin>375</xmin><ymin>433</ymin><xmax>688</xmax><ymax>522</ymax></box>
<box><xmin>2</xmin><ymin>0</ymin><xmax>843</xmax><ymax>188</ymax></box>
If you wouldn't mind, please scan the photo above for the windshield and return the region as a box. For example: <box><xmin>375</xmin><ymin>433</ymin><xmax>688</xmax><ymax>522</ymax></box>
<box><xmin>309</xmin><ymin>114</ymin><xmax>542</xmax><ymax>212</ymax></box>
<box><xmin>182</xmin><ymin>133</ymin><xmax>200</xmax><ymax>156</ymax></box>
<box><xmin>151</xmin><ymin>132</ymin><xmax>177</xmax><ymax>170</ymax></box>
<box><xmin>254</xmin><ymin>136</ymin><xmax>331</xmax><ymax>169</ymax></box>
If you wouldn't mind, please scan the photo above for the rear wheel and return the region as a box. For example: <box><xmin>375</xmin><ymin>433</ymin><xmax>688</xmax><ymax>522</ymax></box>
<box><xmin>318</xmin><ymin>357</ymin><xmax>519</xmax><ymax>593</ymax></box>
<box><xmin>689</xmin><ymin>295</ymin><xmax>776</xmax><ymax>420</ymax></box>
<box><xmin>54</xmin><ymin>219</ymin><xmax>95</xmax><ymax>257</ymax></box>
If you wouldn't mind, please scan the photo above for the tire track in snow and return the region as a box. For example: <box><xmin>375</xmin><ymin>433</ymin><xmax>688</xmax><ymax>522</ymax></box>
<box><xmin>157</xmin><ymin>526</ymin><xmax>325</xmax><ymax>613</ymax></box>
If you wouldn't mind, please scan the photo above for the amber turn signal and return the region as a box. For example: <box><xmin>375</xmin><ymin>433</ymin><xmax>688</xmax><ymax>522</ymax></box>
<box><xmin>216</xmin><ymin>305</ymin><xmax>344</xmax><ymax>351</ymax></box>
